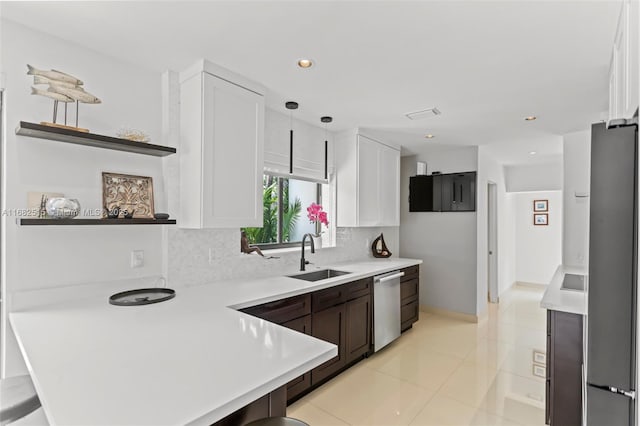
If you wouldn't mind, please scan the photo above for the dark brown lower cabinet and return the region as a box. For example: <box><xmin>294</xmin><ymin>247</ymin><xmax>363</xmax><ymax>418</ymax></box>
<box><xmin>345</xmin><ymin>294</ymin><xmax>372</xmax><ymax>363</ymax></box>
<box><xmin>400</xmin><ymin>265</ymin><xmax>420</xmax><ymax>331</ymax></box>
<box><xmin>239</xmin><ymin>272</ymin><xmax>408</xmax><ymax>402</ymax></box>
<box><xmin>212</xmin><ymin>385</ymin><xmax>286</xmax><ymax>426</ymax></box>
<box><xmin>546</xmin><ymin>310</ymin><xmax>583</xmax><ymax>426</ymax></box>
<box><xmin>311</xmin><ymin>303</ymin><xmax>347</xmax><ymax>385</ymax></box>
<box><xmin>280</xmin><ymin>315</ymin><xmax>312</xmax><ymax>401</ymax></box>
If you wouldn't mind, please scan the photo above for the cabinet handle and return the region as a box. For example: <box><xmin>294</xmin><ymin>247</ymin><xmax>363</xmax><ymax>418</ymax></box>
<box><xmin>324</xmin><ymin>140</ymin><xmax>328</xmax><ymax>180</ymax></box>
<box><xmin>452</xmin><ymin>181</ymin><xmax>456</xmax><ymax>202</ymax></box>
<box><xmin>460</xmin><ymin>184</ymin><xmax>463</xmax><ymax>203</ymax></box>
<box><xmin>289</xmin><ymin>129</ymin><xmax>294</xmax><ymax>174</ymax></box>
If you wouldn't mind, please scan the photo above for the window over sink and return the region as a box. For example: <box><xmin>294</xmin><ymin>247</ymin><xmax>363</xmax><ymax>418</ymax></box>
<box><xmin>243</xmin><ymin>174</ymin><xmax>328</xmax><ymax>249</ymax></box>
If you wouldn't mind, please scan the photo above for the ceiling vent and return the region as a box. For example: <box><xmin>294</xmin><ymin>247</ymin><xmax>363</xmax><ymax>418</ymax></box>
<box><xmin>405</xmin><ymin>107</ymin><xmax>441</xmax><ymax>120</ymax></box>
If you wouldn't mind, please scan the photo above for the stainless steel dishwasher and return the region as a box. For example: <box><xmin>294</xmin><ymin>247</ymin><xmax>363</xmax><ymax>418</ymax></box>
<box><xmin>373</xmin><ymin>270</ymin><xmax>405</xmax><ymax>352</ymax></box>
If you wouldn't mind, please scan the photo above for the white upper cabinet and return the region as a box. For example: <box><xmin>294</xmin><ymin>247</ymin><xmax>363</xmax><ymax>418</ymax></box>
<box><xmin>609</xmin><ymin>0</ymin><xmax>639</xmax><ymax>121</ymax></box>
<box><xmin>179</xmin><ymin>60</ymin><xmax>265</xmax><ymax>229</ymax></box>
<box><xmin>264</xmin><ymin>108</ymin><xmax>333</xmax><ymax>182</ymax></box>
<box><xmin>336</xmin><ymin>131</ymin><xmax>400</xmax><ymax>227</ymax></box>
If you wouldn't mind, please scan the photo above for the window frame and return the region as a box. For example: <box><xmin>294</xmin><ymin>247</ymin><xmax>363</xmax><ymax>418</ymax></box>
<box><xmin>245</xmin><ymin>174</ymin><xmax>322</xmax><ymax>250</ymax></box>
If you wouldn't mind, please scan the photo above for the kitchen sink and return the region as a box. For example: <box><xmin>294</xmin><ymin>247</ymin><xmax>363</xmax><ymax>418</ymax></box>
<box><xmin>561</xmin><ymin>273</ymin><xmax>586</xmax><ymax>292</ymax></box>
<box><xmin>289</xmin><ymin>269</ymin><xmax>351</xmax><ymax>282</ymax></box>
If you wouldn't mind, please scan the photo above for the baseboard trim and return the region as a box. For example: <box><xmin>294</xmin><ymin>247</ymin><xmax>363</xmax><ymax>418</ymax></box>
<box><xmin>515</xmin><ymin>281</ymin><xmax>547</xmax><ymax>289</ymax></box>
<box><xmin>420</xmin><ymin>305</ymin><xmax>480</xmax><ymax>323</ymax></box>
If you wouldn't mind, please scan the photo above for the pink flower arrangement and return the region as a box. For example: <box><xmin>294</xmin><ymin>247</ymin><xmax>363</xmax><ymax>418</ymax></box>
<box><xmin>307</xmin><ymin>202</ymin><xmax>329</xmax><ymax>227</ymax></box>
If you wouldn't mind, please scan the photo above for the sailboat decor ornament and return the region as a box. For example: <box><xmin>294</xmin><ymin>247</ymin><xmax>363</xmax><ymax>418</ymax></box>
<box><xmin>371</xmin><ymin>233</ymin><xmax>392</xmax><ymax>258</ymax></box>
<box><xmin>27</xmin><ymin>64</ymin><xmax>101</xmax><ymax>133</ymax></box>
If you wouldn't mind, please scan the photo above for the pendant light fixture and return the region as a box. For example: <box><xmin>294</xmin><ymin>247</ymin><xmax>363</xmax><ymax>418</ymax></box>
<box><xmin>286</xmin><ymin>101</ymin><xmax>299</xmax><ymax>174</ymax></box>
<box><xmin>320</xmin><ymin>116</ymin><xmax>332</xmax><ymax>180</ymax></box>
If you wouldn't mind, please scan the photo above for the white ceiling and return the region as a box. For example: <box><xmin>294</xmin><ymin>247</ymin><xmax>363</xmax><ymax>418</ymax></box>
<box><xmin>0</xmin><ymin>1</ymin><xmax>622</xmax><ymax>164</ymax></box>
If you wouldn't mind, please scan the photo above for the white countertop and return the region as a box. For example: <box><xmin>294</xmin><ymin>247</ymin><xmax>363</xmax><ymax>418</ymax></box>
<box><xmin>540</xmin><ymin>265</ymin><xmax>588</xmax><ymax>315</ymax></box>
<box><xmin>10</xmin><ymin>257</ymin><xmax>421</xmax><ymax>425</ymax></box>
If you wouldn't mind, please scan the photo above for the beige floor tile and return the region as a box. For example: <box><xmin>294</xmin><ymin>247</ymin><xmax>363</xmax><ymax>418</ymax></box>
<box><xmin>408</xmin><ymin>394</ymin><xmax>477</xmax><ymax>426</ymax></box>
<box><xmin>287</xmin><ymin>400</ymin><xmax>351</xmax><ymax>425</ymax></box>
<box><xmin>479</xmin><ymin>371</ymin><xmax>545</xmax><ymax>425</ymax></box>
<box><xmin>463</xmin><ymin>339</ymin><xmax>513</xmax><ymax>370</ymax></box>
<box><xmin>373</xmin><ymin>343</ymin><xmax>463</xmax><ymax>391</ymax></box>
<box><xmin>439</xmin><ymin>363</ymin><xmax>499</xmax><ymax>407</ymax></box>
<box><xmin>498</xmin><ymin>305</ymin><xmax>546</xmax><ymax>331</ymax></box>
<box><xmin>469</xmin><ymin>409</ymin><xmax>523</xmax><ymax>426</ymax></box>
<box><xmin>411</xmin><ymin>329</ymin><xmax>481</xmax><ymax>359</ymax></box>
<box><xmin>305</xmin><ymin>363</ymin><xmax>435</xmax><ymax>425</ymax></box>
<box><xmin>486</xmin><ymin>322</ymin><xmax>546</xmax><ymax>349</ymax></box>
<box><xmin>363</xmin><ymin>340</ymin><xmax>409</xmax><ymax>371</ymax></box>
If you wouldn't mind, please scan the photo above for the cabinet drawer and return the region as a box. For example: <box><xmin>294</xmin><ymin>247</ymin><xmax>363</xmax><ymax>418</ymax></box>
<box><xmin>241</xmin><ymin>294</ymin><xmax>311</xmax><ymax>324</ymax></box>
<box><xmin>401</xmin><ymin>300</ymin><xmax>419</xmax><ymax>332</ymax></box>
<box><xmin>345</xmin><ymin>278</ymin><xmax>372</xmax><ymax>301</ymax></box>
<box><xmin>313</xmin><ymin>286</ymin><xmax>347</xmax><ymax>312</ymax></box>
<box><xmin>400</xmin><ymin>278</ymin><xmax>419</xmax><ymax>303</ymax></box>
<box><xmin>401</xmin><ymin>265</ymin><xmax>419</xmax><ymax>282</ymax></box>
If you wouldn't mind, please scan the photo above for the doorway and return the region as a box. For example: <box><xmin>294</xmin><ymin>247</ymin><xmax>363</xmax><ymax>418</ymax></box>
<box><xmin>488</xmin><ymin>182</ymin><xmax>498</xmax><ymax>303</ymax></box>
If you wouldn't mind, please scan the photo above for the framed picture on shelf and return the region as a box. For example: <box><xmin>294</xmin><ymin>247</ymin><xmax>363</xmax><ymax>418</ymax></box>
<box><xmin>534</xmin><ymin>213</ymin><xmax>549</xmax><ymax>226</ymax></box>
<box><xmin>102</xmin><ymin>172</ymin><xmax>154</xmax><ymax>218</ymax></box>
<box><xmin>533</xmin><ymin>199</ymin><xmax>548</xmax><ymax>212</ymax></box>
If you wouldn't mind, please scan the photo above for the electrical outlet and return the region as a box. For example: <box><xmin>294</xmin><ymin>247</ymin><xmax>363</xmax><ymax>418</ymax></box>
<box><xmin>131</xmin><ymin>250</ymin><xmax>144</xmax><ymax>268</ymax></box>
<box><xmin>533</xmin><ymin>350</ymin><xmax>546</xmax><ymax>364</ymax></box>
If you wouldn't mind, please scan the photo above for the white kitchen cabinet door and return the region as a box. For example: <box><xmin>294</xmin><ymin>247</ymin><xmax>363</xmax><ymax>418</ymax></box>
<box><xmin>180</xmin><ymin>67</ymin><xmax>264</xmax><ymax>229</ymax></box>
<box><xmin>336</xmin><ymin>131</ymin><xmax>400</xmax><ymax>227</ymax></box>
<box><xmin>379</xmin><ymin>143</ymin><xmax>400</xmax><ymax>226</ymax></box>
<box><xmin>609</xmin><ymin>0</ymin><xmax>638</xmax><ymax>121</ymax></box>
<box><xmin>357</xmin><ymin>135</ymin><xmax>381</xmax><ymax>226</ymax></box>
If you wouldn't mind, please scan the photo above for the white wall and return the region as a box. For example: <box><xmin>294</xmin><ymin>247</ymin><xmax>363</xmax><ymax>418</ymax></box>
<box><xmin>562</xmin><ymin>129</ymin><xmax>591</xmax><ymax>267</ymax></box>
<box><xmin>1</xmin><ymin>20</ymin><xmax>167</xmax><ymax>376</ymax></box>
<box><xmin>504</xmin><ymin>161</ymin><xmax>563</xmax><ymax>192</ymax></box>
<box><xmin>514</xmin><ymin>191</ymin><xmax>563</xmax><ymax>284</ymax></box>
<box><xmin>476</xmin><ymin>146</ymin><xmax>516</xmax><ymax>316</ymax></box>
<box><xmin>399</xmin><ymin>146</ymin><xmax>478</xmax><ymax>316</ymax></box>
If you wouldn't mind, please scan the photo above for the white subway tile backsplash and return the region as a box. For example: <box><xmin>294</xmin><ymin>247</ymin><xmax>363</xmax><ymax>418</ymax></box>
<box><xmin>167</xmin><ymin>227</ymin><xmax>399</xmax><ymax>287</ymax></box>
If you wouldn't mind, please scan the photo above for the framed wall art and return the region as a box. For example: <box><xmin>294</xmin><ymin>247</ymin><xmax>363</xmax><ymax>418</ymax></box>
<box><xmin>102</xmin><ymin>172</ymin><xmax>154</xmax><ymax>218</ymax></box>
<box><xmin>533</xmin><ymin>199</ymin><xmax>548</xmax><ymax>212</ymax></box>
<box><xmin>534</xmin><ymin>213</ymin><xmax>548</xmax><ymax>226</ymax></box>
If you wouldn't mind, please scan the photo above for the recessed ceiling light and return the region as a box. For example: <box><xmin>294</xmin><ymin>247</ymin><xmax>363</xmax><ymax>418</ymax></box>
<box><xmin>297</xmin><ymin>59</ymin><xmax>314</xmax><ymax>68</ymax></box>
<box><xmin>524</xmin><ymin>116</ymin><xmax>537</xmax><ymax>121</ymax></box>
<box><xmin>529</xmin><ymin>151</ymin><xmax>537</xmax><ymax>155</ymax></box>
<box><xmin>424</xmin><ymin>134</ymin><xmax>435</xmax><ymax>139</ymax></box>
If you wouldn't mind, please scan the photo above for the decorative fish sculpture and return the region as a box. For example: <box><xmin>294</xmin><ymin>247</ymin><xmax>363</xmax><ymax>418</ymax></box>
<box><xmin>33</xmin><ymin>75</ymin><xmax>79</xmax><ymax>88</ymax></box>
<box><xmin>27</xmin><ymin>64</ymin><xmax>83</xmax><ymax>86</ymax></box>
<box><xmin>31</xmin><ymin>86</ymin><xmax>74</xmax><ymax>103</ymax></box>
<box><xmin>48</xmin><ymin>83</ymin><xmax>101</xmax><ymax>104</ymax></box>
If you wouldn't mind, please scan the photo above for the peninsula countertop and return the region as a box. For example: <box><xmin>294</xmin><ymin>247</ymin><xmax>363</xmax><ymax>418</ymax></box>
<box><xmin>540</xmin><ymin>264</ymin><xmax>587</xmax><ymax>315</ymax></box>
<box><xmin>10</xmin><ymin>257</ymin><xmax>421</xmax><ymax>425</ymax></box>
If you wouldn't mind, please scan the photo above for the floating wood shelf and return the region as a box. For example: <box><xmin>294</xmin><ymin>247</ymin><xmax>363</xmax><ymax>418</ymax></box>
<box><xmin>20</xmin><ymin>218</ymin><xmax>177</xmax><ymax>226</ymax></box>
<box><xmin>15</xmin><ymin>121</ymin><xmax>176</xmax><ymax>157</ymax></box>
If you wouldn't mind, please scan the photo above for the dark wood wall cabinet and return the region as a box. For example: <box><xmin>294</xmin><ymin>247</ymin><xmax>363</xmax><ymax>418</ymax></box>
<box><xmin>545</xmin><ymin>310</ymin><xmax>583</xmax><ymax>426</ymax></box>
<box><xmin>240</xmin><ymin>266</ymin><xmax>419</xmax><ymax>405</ymax></box>
<box><xmin>409</xmin><ymin>171</ymin><xmax>476</xmax><ymax>212</ymax></box>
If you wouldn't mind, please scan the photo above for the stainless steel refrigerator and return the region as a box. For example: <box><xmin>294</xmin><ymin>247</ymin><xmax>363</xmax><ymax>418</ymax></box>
<box><xmin>587</xmin><ymin>118</ymin><xmax>638</xmax><ymax>425</ymax></box>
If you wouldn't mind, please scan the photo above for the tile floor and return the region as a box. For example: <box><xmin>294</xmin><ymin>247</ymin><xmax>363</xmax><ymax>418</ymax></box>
<box><xmin>288</xmin><ymin>285</ymin><xmax>548</xmax><ymax>426</ymax></box>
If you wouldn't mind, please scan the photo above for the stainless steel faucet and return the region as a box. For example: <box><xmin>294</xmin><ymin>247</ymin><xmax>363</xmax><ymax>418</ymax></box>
<box><xmin>300</xmin><ymin>233</ymin><xmax>316</xmax><ymax>271</ymax></box>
